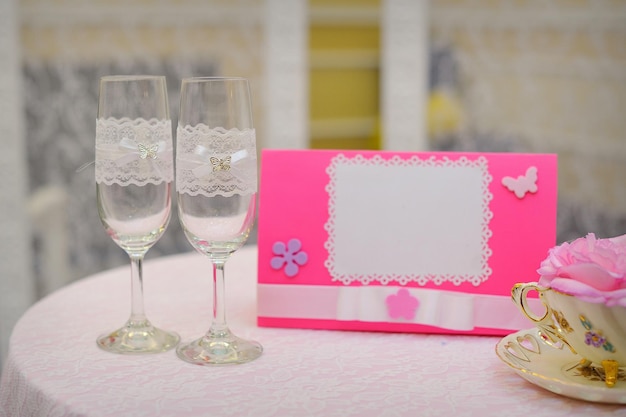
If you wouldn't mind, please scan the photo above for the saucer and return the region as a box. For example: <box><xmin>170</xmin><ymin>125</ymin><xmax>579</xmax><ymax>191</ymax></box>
<box><xmin>496</xmin><ymin>328</ymin><xmax>626</xmax><ymax>404</ymax></box>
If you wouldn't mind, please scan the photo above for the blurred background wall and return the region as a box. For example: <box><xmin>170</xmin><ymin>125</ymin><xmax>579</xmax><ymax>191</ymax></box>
<box><xmin>1</xmin><ymin>0</ymin><xmax>624</xmax><ymax>370</ymax></box>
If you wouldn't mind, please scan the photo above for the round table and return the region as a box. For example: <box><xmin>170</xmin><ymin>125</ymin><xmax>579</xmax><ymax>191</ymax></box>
<box><xmin>1</xmin><ymin>246</ymin><xmax>624</xmax><ymax>417</ymax></box>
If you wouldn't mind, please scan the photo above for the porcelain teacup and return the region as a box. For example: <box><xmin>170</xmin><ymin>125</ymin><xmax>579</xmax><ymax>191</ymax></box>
<box><xmin>512</xmin><ymin>282</ymin><xmax>626</xmax><ymax>388</ymax></box>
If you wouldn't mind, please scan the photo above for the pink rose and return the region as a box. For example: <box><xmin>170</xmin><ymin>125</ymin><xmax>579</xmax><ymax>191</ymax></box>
<box><xmin>537</xmin><ymin>233</ymin><xmax>626</xmax><ymax>306</ymax></box>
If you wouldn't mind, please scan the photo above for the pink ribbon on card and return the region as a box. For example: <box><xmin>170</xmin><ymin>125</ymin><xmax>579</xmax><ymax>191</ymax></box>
<box><xmin>257</xmin><ymin>284</ymin><xmax>542</xmax><ymax>331</ymax></box>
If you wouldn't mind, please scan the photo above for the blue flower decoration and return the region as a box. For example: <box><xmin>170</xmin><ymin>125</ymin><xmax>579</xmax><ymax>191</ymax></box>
<box><xmin>270</xmin><ymin>239</ymin><xmax>308</xmax><ymax>277</ymax></box>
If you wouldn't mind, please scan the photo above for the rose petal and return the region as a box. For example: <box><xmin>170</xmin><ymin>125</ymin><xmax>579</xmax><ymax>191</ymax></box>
<box><xmin>605</xmin><ymin>289</ymin><xmax>626</xmax><ymax>307</ymax></box>
<box><xmin>609</xmin><ymin>234</ymin><xmax>626</xmax><ymax>247</ymax></box>
<box><xmin>537</xmin><ymin>275</ymin><xmax>553</xmax><ymax>287</ymax></box>
<box><xmin>559</xmin><ymin>263</ymin><xmax>618</xmax><ymax>291</ymax></box>
<box><xmin>549</xmin><ymin>278</ymin><xmax>607</xmax><ymax>303</ymax></box>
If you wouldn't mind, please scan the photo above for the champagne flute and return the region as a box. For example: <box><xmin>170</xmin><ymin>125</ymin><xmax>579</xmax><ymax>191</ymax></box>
<box><xmin>175</xmin><ymin>77</ymin><xmax>262</xmax><ymax>365</ymax></box>
<box><xmin>95</xmin><ymin>75</ymin><xmax>180</xmax><ymax>354</ymax></box>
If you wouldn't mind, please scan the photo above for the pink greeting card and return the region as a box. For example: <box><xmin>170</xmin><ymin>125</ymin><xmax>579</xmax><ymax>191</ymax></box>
<box><xmin>257</xmin><ymin>149</ymin><xmax>557</xmax><ymax>336</ymax></box>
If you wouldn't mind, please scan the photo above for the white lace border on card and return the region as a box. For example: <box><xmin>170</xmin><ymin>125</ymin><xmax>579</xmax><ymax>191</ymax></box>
<box><xmin>324</xmin><ymin>154</ymin><xmax>494</xmax><ymax>287</ymax></box>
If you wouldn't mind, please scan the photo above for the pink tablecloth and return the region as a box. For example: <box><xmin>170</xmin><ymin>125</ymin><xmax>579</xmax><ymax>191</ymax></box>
<box><xmin>0</xmin><ymin>246</ymin><xmax>623</xmax><ymax>417</ymax></box>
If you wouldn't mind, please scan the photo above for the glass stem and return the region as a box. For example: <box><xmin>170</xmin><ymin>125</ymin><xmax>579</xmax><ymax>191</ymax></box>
<box><xmin>208</xmin><ymin>259</ymin><xmax>229</xmax><ymax>339</ymax></box>
<box><xmin>129</xmin><ymin>253</ymin><xmax>148</xmax><ymax>326</ymax></box>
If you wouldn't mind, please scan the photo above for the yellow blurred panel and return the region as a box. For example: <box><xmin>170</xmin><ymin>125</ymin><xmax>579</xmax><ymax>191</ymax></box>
<box><xmin>310</xmin><ymin>26</ymin><xmax>379</xmax><ymax>50</ymax></box>
<box><xmin>310</xmin><ymin>69</ymin><xmax>379</xmax><ymax>120</ymax></box>
<box><xmin>310</xmin><ymin>137</ymin><xmax>373</xmax><ymax>150</ymax></box>
<box><xmin>308</xmin><ymin>0</ymin><xmax>381</xmax><ymax>149</ymax></box>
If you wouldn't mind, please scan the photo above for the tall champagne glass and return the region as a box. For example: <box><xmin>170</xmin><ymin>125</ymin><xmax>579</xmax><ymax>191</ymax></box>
<box><xmin>175</xmin><ymin>77</ymin><xmax>262</xmax><ymax>365</ymax></box>
<box><xmin>95</xmin><ymin>75</ymin><xmax>180</xmax><ymax>354</ymax></box>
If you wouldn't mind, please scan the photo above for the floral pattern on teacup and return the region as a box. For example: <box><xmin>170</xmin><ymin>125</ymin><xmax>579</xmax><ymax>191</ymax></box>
<box><xmin>580</xmin><ymin>315</ymin><xmax>616</xmax><ymax>353</ymax></box>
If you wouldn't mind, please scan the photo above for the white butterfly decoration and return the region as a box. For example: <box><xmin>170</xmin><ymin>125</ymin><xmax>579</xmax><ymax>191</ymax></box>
<box><xmin>501</xmin><ymin>166</ymin><xmax>538</xmax><ymax>199</ymax></box>
<box><xmin>210</xmin><ymin>156</ymin><xmax>232</xmax><ymax>172</ymax></box>
<box><xmin>137</xmin><ymin>143</ymin><xmax>159</xmax><ymax>160</ymax></box>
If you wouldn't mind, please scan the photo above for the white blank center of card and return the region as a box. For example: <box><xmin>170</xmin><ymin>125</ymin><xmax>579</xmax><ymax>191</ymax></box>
<box><xmin>327</xmin><ymin>156</ymin><xmax>491</xmax><ymax>285</ymax></box>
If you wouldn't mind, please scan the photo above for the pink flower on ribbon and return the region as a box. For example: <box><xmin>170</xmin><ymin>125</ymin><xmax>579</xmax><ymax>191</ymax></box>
<box><xmin>537</xmin><ymin>233</ymin><xmax>626</xmax><ymax>306</ymax></box>
<box><xmin>270</xmin><ymin>238</ymin><xmax>308</xmax><ymax>278</ymax></box>
<box><xmin>386</xmin><ymin>288</ymin><xmax>419</xmax><ymax>320</ymax></box>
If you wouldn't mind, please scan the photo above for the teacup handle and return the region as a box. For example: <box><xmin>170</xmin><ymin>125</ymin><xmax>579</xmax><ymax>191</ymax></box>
<box><xmin>511</xmin><ymin>283</ymin><xmax>570</xmax><ymax>349</ymax></box>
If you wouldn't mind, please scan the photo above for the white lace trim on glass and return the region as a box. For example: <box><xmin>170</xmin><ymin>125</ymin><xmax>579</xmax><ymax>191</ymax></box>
<box><xmin>176</xmin><ymin>124</ymin><xmax>258</xmax><ymax>197</ymax></box>
<box><xmin>95</xmin><ymin>117</ymin><xmax>173</xmax><ymax>186</ymax></box>
<box><xmin>324</xmin><ymin>153</ymin><xmax>494</xmax><ymax>287</ymax></box>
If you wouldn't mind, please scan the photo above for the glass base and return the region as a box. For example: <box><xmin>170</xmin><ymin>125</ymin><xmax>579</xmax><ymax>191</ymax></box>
<box><xmin>97</xmin><ymin>319</ymin><xmax>180</xmax><ymax>354</ymax></box>
<box><xmin>177</xmin><ymin>329</ymin><xmax>262</xmax><ymax>365</ymax></box>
